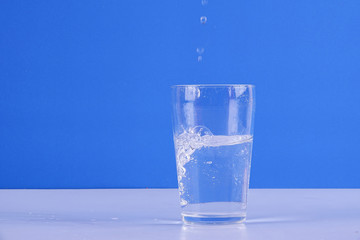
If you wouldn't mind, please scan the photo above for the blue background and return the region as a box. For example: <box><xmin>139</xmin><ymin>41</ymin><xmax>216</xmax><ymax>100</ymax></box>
<box><xmin>1</xmin><ymin>0</ymin><xmax>360</xmax><ymax>189</ymax></box>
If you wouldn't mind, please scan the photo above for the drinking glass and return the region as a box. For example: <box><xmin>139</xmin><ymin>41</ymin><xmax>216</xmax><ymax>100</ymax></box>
<box><xmin>171</xmin><ymin>84</ymin><xmax>255</xmax><ymax>224</ymax></box>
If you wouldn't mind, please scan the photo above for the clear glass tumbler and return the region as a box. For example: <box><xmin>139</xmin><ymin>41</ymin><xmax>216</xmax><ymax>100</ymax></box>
<box><xmin>171</xmin><ymin>84</ymin><xmax>255</xmax><ymax>224</ymax></box>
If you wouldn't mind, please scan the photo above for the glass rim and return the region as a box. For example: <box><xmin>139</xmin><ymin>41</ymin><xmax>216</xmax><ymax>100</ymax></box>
<box><xmin>171</xmin><ymin>84</ymin><xmax>255</xmax><ymax>88</ymax></box>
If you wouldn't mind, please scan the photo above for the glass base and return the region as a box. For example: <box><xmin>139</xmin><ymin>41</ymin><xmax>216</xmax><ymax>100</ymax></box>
<box><xmin>182</xmin><ymin>214</ymin><xmax>246</xmax><ymax>225</ymax></box>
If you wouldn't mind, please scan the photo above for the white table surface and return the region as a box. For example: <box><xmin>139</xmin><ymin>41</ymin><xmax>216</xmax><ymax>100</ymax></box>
<box><xmin>0</xmin><ymin>189</ymin><xmax>359</xmax><ymax>240</ymax></box>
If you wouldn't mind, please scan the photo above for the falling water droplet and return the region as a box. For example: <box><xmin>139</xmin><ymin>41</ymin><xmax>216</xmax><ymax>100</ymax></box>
<box><xmin>196</xmin><ymin>48</ymin><xmax>205</xmax><ymax>55</ymax></box>
<box><xmin>201</xmin><ymin>0</ymin><xmax>208</xmax><ymax>6</ymax></box>
<box><xmin>200</xmin><ymin>16</ymin><xmax>207</xmax><ymax>24</ymax></box>
<box><xmin>197</xmin><ymin>48</ymin><xmax>204</xmax><ymax>62</ymax></box>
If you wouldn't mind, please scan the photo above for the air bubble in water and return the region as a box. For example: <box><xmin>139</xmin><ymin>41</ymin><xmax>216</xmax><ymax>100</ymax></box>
<box><xmin>201</xmin><ymin>0</ymin><xmax>208</xmax><ymax>6</ymax></box>
<box><xmin>190</xmin><ymin>126</ymin><xmax>213</xmax><ymax>137</ymax></box>
<box><xmin>200</xmin><ymin>16</ymin><xmax>207</xmax><ymax>24</ymax></box>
